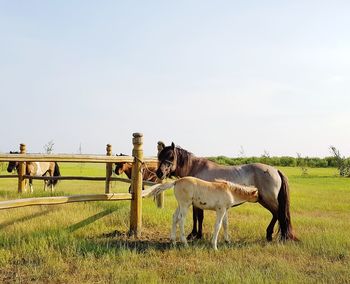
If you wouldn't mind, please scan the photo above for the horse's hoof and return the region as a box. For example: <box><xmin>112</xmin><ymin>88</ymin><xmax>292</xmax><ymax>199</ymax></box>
<box><xmin>194</xmin><ymin>233</ymin><xmax>203</xmax><ymax>240</ymax></box>
<box><xmin>186</xmin><ymin>232</ymin><xmax>197</xmax><ymax>241</ymax></box>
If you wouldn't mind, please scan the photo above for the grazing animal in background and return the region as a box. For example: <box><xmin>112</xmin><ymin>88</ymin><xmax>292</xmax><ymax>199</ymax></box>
<box><xmin>7</xmin><ymin>151</ymin><xmax>61</xmax><ymax>193</ymax></box>
<box><xmin>114</xmin><ymin>154</ymin><xmax>158</xmax><ymax>192</ymax></box>
<box><xmin>151</xmin><ymin>176</ymin><xmax>258</xmax><ymax>250</ymax></box>
<box><xmin>156</xmin><ymin>143</ymin><xmax>298</xmax><ymax>242</ymax></box>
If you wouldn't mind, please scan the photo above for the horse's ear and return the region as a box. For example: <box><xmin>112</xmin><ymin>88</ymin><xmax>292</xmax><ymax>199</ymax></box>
<box><xmin>157</xmin><ymin>141</ymin><xmax>165</xmax><ymax>154</ymax></box>
<box><xmin>171</xmin><ymin>142</ymin><xmax>175</xmax><ymax>149</ymax></box>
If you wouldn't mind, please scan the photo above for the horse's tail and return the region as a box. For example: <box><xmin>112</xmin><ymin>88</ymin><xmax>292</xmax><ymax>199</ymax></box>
<box><xmin>52</xmin><ymin>162</ymin><xmax>61</xmax><ymax>185</ymax></box>
<box><xmin>141</xmin><ymin>181</ymin><xmax>176</xmax><ymax>198</ymax></box>
<box><xmin>277</xmin><ymin>170</ymin><xmax>298</xmax><ymax>241</ymax></box>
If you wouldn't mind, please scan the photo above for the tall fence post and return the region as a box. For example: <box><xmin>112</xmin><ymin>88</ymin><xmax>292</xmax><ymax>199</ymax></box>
<box><xmin>129</xmin><ymin>133</ymin><xmax>143</xmax><ymax>237</ymax></box>
<box><xmin>17</xmin><ymin>143</ymin><xmax>26</xmax><ymax>193</ymax></box>
<box><xmin>105</xmin><ymin>144</ymin><xmax>112</xmax><ymax>194</ymax></box>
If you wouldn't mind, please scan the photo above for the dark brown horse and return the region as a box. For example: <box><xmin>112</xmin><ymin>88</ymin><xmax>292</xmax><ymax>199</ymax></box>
<box><xmin>7</xmin><ymin>152</ymin><xmax>61</xmax><ymax>193</ymax></box>
<box><xmin>156</xmin><ymin>143</ymin><xmax>297</xmax><ymax>242</ymax></box>
<box><xmin>114</xmin><ymin>154</ymin><xmax>158</xmax><ymax>192</ymax></box>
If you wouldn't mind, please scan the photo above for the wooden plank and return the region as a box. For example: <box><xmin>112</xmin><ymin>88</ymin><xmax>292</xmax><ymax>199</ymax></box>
<box><xmin>23</xmin><ymin>175</ymin><xmax>108</xmax><ymax>181</ymax></box>
<box><xmin>0</xmin><ymin>193</ymin><xmax>132</xmax><ymax>210</ymax></box>
<box><xmin>18</xmin><ymin>144</ymin><xmax>26</xmax><ymax>193</ymax></box>
<box><xmin>0</xmin><ymin>154</ymin><xmax>158</xmax><ymax>164</ymax></box>
<box><xmin>105</xmin><ymin>144</ymin><xmax>113</xmax><ymax>193</ymax></box>
<box><xmin>0</xmin><ymin>175</ymin><xmax>18</xmax><ymax>179</ymax></box>
<box><xmin>0</xmin><ymin>175</ymin><xmax>158</xmax><ymax>187</ymax></box>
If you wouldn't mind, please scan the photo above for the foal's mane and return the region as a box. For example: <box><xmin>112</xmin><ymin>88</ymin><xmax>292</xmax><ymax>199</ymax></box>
<box><xmin>215</xmin><ymin>179</ymin><xmax>258</xmax><ymax>198</ymax></box>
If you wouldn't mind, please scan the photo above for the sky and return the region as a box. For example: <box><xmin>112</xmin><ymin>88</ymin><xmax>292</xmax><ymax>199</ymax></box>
<box><xmin>1</xmin><ymin>1</ymin><xmax>349</xmax><ymax>158</ymax></box>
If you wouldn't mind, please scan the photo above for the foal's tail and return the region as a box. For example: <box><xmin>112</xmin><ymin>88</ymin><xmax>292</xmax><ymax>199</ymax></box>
<box><xmin>277</xmin><ymin>170</ymin><xmax>298</xmax><ymax>241</ymax></box>
<box><xmin>52</xmin><ymin>162</ymin><xmax>61</xmax><ymax>186</ymax></box>
<box><xmin>141</xmin><ymin>181</ymin><xmax>176</xmax><ymax>198</ymax></box>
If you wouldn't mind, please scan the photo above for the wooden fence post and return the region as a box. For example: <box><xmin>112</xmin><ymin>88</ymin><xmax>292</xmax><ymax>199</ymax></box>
<box><xmin>129</xmin><ymin>133</ymin><xmax>143</xmax><ymax>237</ymax></box>
<box><xmin>17</xmin><ymin>143</ymin><xmax>26</xmax><ymax>193</ymax></box>
<box><xmin>105</xmin><ymin>144</ymin><xmax>112</xmax><ymax>194</ymax></box>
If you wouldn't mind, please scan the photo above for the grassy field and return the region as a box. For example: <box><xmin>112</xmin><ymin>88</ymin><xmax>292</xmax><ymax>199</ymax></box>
<box><xmin>0</xmin><ymin>164</ymin><xmax>349</xmax><ymax>283</ymax></box>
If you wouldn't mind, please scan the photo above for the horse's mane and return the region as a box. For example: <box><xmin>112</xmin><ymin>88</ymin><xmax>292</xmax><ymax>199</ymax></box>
<box><xmin>175</xmin><ymin>146</ymin><xmax>194</xmax><ymax>167</ymax></box>
<box><xmin>215</xmin><ymin>179</ymin><xmax>258</xmax><ymax>199</ymax></box>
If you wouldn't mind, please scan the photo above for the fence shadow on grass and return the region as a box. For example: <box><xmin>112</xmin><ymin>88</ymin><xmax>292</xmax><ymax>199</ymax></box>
<box><xmin>0</xmin><ymin>208</ymin><xmax>56</xmax><ymax>230</ymax></box>
<box><xmin>67</xmin><ymin>208</ymin><xmax>118</xmax><ymax>233</ymax></box>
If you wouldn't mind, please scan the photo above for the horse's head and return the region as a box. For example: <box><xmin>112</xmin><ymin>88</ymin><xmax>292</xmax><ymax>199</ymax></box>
<box><xmin>156</xmin><ymin>142</ymin><xmax>177</xmax><ymax>180</ymax></box>
<box><xmin>7</xmin><ymin>151</ymin><xmax>19</xmax><ymax>173</ymax></box>
<box><xmin>114</xmin><ymin>154</ymin><xmax>131</xmax><ymax>176</ymax></box>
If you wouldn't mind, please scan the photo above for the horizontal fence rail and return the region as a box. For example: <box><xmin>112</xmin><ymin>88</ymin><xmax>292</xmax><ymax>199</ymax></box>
<box><xmin>0</xmin><ymin>174</ymin><xmax>157</xmax><ymax>186</ymax></box>
<box><xmin>0</xmin><ymin>193</ymin><xmax>132</xmax><ymax>210</ymax></box>
<box><xmin>0</xmin><ymin>153</ymin><xmax>158</xmax><ymax>164</ymax></box>
<box><xmin>0</xmin><ymin>175</ymin><xmax>19</xmax><ymax>179</ymax></box>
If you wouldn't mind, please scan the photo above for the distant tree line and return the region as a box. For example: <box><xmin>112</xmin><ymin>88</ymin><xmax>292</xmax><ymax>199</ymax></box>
<box><xmin>208</xmin><ymin>146</ymin><xmax>350</xmax><ymax>177</ymax></box>
<box><xmin>208</xmin><ymin>155</ymin><xmax>341</xmax><ymax>168</ymax></box>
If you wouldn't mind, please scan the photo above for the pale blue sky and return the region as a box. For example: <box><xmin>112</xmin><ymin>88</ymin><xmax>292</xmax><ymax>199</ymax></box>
<box><xmin>1</xmin><ymin>1</ymin><xmax>349</xmax><ymax>157</ymax></box>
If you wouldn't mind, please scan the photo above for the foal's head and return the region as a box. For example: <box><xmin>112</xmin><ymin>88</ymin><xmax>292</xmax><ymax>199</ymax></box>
<box><xmin>7</xmin><ymin>151</ymin><xmax>19</xmax><ymax>173</ymax></box>
<box><xmin>156</xmin><ymin>142</ymin><xmax>177</xmax><ymax>180</ymax></box>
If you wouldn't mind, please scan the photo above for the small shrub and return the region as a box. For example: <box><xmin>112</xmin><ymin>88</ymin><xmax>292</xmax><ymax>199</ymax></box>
<box><xmin>330</xmin><ymin>146</ymin><xmax>350</xmax><ymax>177</ymax></box>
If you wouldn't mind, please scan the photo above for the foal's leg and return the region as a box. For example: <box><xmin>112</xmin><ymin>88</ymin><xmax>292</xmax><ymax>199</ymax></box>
<box><xmin>178</xmin><ymin>205</ymin><xmax>189</xmax><ymax>246</ymax></box>
<box><xmin>222</xmin><ymin>211</ymin><xmax>230</xmax><ymax>243</ymax></box>
<box><xmin>212</xmin><ymin>208</ymin><xmax>226</xmax><ymax>250</ymax></box>
<box><xmin>171</xmin><ymin>207</ymin><xmax>180</xmax><ymax>243</ymax></box>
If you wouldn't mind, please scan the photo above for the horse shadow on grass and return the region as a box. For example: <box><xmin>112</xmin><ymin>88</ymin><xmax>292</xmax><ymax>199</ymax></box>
<box><xmin>83</xmin><ymin>229</ymin><xmax>267</xmax><ymax>254</ymax></box>
<box><xmin>66</xmin><ymin>209</ymin><xmax>269</xmax><ymax>253</ymax></box>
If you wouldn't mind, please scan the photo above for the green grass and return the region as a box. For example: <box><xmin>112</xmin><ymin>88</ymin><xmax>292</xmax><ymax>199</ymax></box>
<box><xmin>0</xmin><ymin>165</ymin><xmax>349</xmax><ymax>283</ymax></box>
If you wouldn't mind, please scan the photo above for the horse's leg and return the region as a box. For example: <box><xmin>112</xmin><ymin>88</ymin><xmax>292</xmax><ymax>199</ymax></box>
<box><xmin>178</xmin><ymin>205</ymin><xmax>189</xmax><ymax>246</ymax></box>
<box><xmin>197</xmin><ymin>208</ymin><xmax>204</xmax><ymax>239</ymax></box>
<box><xmin>187</xmin><ymin>206</ymin><xmax>198</xmax><ymax>240</ymax></box>
<box><xmin>29</xmin><ymin>177</ymin><xmax>33</xmax><ymax>193</ymax></box>
<box><xmin>222</xmin><ymin>211</ymin><xmax>230</xmax><ymax>243</ymax></box>
<box><xmin>45</xmin><ymin>167</ymin><xmax>54</xmax><ymax>192</ymax></box>
<box><xmin>24</xmin><ymin>179</ymin><xmax>28</xmax><ymax>193</ymax></box>
<box><xmin>43</xmin><ymin>179</ymin><xmax>47</xmax><ymax>191</ymax></box>
<box><xmin>259</xmin><ymin>197</ymin><xmax>278</xmax><ymax>241</ymax></box>
<box><xmin>266</xmin><ymin>214</ymin><xmax>278</xmax><ymax>242</ymax></box>
<box><xmin>212</xmin><ymin>208</ymin><xmax>226</xmax><ymax>250</ymax></box>
<box><xmin>50</xmin><ymin>172</ymin><xmax>54</xmax><ymax>193</ymax></box>
<box><xmin>171</xmin><ymin>207</ymin><xmax>180</xmax><ymax>244</ymax></box>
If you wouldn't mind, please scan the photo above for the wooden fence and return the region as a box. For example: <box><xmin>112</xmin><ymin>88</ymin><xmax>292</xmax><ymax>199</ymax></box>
<box><xmin>0</xmin><ymin>133</ymin><xmax>161</xmax><ymax>237</ymax></box>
